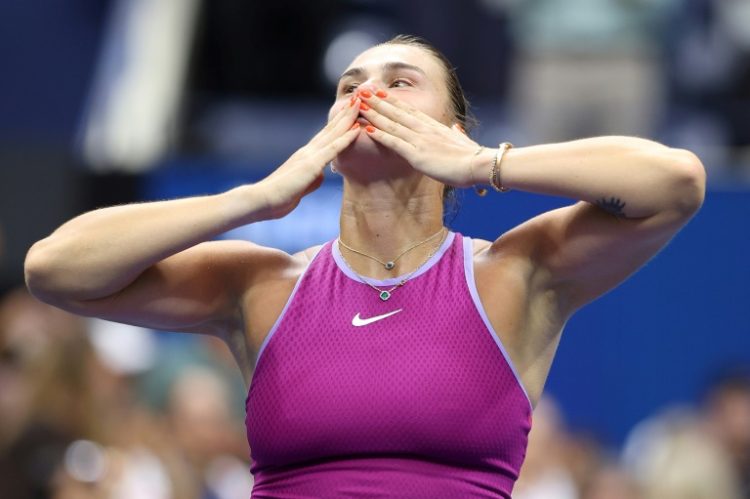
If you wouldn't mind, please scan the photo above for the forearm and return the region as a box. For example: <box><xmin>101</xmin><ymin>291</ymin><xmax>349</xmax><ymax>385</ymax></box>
<box><xmin>475</xmin><ymin>136</ymin><xmax>706</xmax><ymax>218</ymax></box>
<box><xmin>25</xmin><ymin>184</ymin><xmax>265</xmax><ymax>301</ymax></box>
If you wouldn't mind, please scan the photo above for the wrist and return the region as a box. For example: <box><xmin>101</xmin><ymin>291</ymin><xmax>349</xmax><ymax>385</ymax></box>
<box><xmin>222</xmin><ymin>184</ymin><xmax>268</xmax><ymax>225</ymax></box>
<box><xmin>471</xmin><ymin>147</ymin><xmax>497</xmax><ymax>187</ymax></box>
<box><xmin>489</xmin><ymin>142</ymin><xmax>514</xmax><ymax>192</ymax></box>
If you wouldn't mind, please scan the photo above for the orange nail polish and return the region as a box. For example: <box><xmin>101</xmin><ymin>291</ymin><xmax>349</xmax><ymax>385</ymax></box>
<box><xmin>359</xmin><ymin>102</ymin><xmax>370</xmax><ymax>111</ymax></box>
<box><xmin>375</xmin><ymin>90</ymin><xmax>387</xmax><ymax>98</ymax></box>
<box><xmin>349</xmin><ymin>97</ymin><xmax>356</xmax><ymax>107</ymax></box>
<box><xmin>350</xmin><ymin>123</ymin><xmax>360</xmax><ymax>130</ymax></box>
<box><xmin>366</xmin><ymin>125</ymin><xmax>376</xmax><ymax>133</ymax></box>
<box><xmin>359</xmin><ymin>89</ymin><xmax>372</xmax><ymax>99</ymax></box>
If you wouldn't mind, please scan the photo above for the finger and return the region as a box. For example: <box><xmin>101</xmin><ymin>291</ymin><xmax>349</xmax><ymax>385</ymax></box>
<box><xmin>359</xmin><ymin>104</ymin><xmax>419</xmax><ymax>143</ymax></box>
<box><xmin>311</xmin><ymin>98</ymin><xmax>360</xmax><ymax>144</ymax></box>
<box><xmin>361</xmin><ymin>125</ymin><xmax>416</xmax><ymax>162</ymax></box>
<box><xmin>312</xmin><ymin>124</ymin><xmax>362</xmax><ymax>165</ymax></box>
<box><xmin>327</xmin><ymin>100</ymin><xmax>362</xmax><ymax>137</ymax></box>
<box><xmin>359</xmin><ymin>90</ymin><xmax>434</xmax><ymax>131</ymax></box>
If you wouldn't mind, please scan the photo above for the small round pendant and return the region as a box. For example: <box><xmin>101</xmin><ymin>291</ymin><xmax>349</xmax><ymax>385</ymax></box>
<box><xmin>379</xmin><ymin>290</ymin><xmax>391</xmax><ymax>301</ymax></box>
<box><xmin>385</xmin><ymin>261</ymin><xmax>395</xmax><ymax>270</ymax></box>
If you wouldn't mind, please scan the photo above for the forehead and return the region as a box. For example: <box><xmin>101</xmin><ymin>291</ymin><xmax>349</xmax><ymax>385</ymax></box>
<box><xmin>344</xmin><ymin>43</ymin><xmax>444</xmax><ymax>80</ymax></box>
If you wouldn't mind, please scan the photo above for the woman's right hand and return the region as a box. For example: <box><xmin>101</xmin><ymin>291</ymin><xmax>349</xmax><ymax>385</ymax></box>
<box><xmin>253</xmin><ymin>97</ymin><xmax>362</xmax><ymax>220</ymax></box>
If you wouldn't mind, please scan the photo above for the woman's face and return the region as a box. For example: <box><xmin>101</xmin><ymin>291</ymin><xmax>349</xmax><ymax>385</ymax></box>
<box><xmin>329</xmin><ymin>43</ymin><xmax>452</xmax><ymax>135</ymax></box>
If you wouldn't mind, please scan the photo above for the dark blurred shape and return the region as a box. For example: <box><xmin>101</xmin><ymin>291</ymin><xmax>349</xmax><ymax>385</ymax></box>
<box><xmin>189</xmin><ymin>0</ymin><xmax>341</xmax><ymax>99</ymax></box>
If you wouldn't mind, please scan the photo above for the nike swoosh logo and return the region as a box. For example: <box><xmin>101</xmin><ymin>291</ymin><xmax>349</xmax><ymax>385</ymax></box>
<box><xmin>352</xmin><ymin>309</ymin><xmax>403</xmax><ymax>327</ymax></box>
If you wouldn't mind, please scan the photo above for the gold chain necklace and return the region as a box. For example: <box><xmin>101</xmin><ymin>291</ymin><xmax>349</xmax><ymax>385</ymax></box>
<box><xmin>338</xmin><ymin>226</ymin><xmax>445</xmax><ymax>271</ymax></box>
<box><xmin>337</xmin><ymin>228</ymin><xmax>447</xmax><ymax>301</ymax></box>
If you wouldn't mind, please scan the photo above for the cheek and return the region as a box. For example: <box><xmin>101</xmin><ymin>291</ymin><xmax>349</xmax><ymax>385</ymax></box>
<box><xmin>418</xmin><ymin>96</ymin><xmax>452</xmax><ymax>124</ymax></box>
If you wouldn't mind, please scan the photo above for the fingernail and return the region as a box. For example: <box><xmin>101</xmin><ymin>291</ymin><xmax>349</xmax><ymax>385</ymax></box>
<box><xmin>375</xmin><ymin>90</ymin><xmax>387</xmax><ymax>98</ymax></box>
<box><xmin>359</xmin><ymin>102</ymin><xmax>370</xmax><ymax>111</ymax></box>
<box><xmin>349</xmin><ymin>97</ymin><xmax>356</xmax><ymax>107</ymax></box>
<box><xmin>359</xmin><ymin>89</ymin><xmax>372</xmax><ymax>99</ymax></box>
<box><xmin>350</xmin><ymin>123</ymin><xmax>360</xmax><ymax>130</ymax></box>
<box><xmin>366</xmin><ymin>125</ymin><xmax>375</xmax><ymax>133</ymax></box>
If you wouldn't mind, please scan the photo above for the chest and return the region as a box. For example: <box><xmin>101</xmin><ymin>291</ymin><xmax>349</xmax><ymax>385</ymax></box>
<box><xmin>245</xmin><ymin>279</ymin><xmax>531</xmax><ymax>469</ymax></box>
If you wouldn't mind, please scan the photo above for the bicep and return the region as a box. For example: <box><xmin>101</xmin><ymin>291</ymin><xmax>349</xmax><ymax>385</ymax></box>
<box><xmin>58</xmin><ymin>241</ymin><xmax>267</xmax><ymax>335</ymax></box>
<box><xmin>525</xmin><ymin>201</ymin><xmax>694</xmax><ymax>311</ymax></box>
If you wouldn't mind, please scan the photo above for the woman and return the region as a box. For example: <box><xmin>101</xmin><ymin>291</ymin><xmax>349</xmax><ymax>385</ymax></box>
<box><xmin>25</xmin><ymin>35</ymin><xmax>705</xmax><ymax>497</ymax></box>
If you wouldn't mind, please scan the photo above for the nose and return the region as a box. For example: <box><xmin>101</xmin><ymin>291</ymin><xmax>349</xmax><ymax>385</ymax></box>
<box><xmin>358</xmin><ymin>81</ymin><xmax>381</xmax><ymax>95</ymax></box>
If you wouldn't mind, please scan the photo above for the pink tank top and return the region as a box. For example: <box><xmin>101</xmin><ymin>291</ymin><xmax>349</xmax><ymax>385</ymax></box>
<box><xmin>245</xmin><ymin>232</ymin><xmax>532</xmax><ymax>498</ymax></box>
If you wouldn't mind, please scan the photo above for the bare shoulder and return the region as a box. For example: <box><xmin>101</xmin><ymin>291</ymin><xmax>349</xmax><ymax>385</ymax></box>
<box><xmin>470</xmin><ymin>219</ymin><xmax>542</xmax><ymax>275</ymax></box>
<box><xmin>205</xmin><ymin>240</ymin><xmax>331</xmax><ymax>299</ymax></box>
<box><xmin>292</xmin><ymin>243</ymin><xmax>326</xmax><ymax>264</ymax></box>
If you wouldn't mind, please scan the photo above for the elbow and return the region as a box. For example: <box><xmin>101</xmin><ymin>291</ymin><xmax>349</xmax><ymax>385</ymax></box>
<box><xmin>667</xmin><ymin>148</ymin><xmax>706</xmax><ymax>218</ymax></box>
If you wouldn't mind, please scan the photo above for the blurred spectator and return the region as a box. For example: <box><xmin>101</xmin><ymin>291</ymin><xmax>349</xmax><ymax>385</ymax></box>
<box><xmin>623</xmin><ymin>406</ymin><xmax>743</xmax><ymax>499</ymax></box>
<box><xmin>0</xmin><ymin>288</ymin><xmax>216</xmax><ymax>498</ymax></box>
<box><xmin>666</xmin><ymin>0</ymin><xmax>750</xmax><ymax>173</ymax></box>
<box><xmin>488</xmin><ymin>0</ymin><xmax>677</xmax><ymax>143</ymax></box>
<box><xmin>580</xmin><ymin>462</ymin><xmax>642</xmax><ymax>499</ymax></box>
<box><xmin>702</xmin><ymin>368</ymin><xmax>750</xmax><ymax>497</ymax></box>
<box><xmin>0</xmin><ymin>288</ymin><xmax>91</xmax><ymax>498</ymax></box>
<box><xmin>516</xmin><ymin>395</ymin><xmax>645</xmax><ymax>499</ymax></box>
<box><xmin>514</xmin><ymin>397</ymin><xmax>578</xmax><ymax>498</ymax></box>
<box><xmin>165</xmin><ymin>366</ymin><xmax>252</xmax><ymax>499</ymax></box>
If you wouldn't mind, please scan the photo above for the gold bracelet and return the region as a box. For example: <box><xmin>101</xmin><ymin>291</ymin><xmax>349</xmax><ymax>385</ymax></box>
<box><xmin>489</xmin><ymin>142</ymin><xmax>513</xmax><ymax>192</ymax></box>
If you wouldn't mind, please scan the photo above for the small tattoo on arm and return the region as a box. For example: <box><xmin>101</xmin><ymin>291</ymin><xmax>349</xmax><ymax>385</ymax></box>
<box><xmin>595</xmin><ymin>197</ymin><xmax>627</xmax><ymax>218</ymax></box>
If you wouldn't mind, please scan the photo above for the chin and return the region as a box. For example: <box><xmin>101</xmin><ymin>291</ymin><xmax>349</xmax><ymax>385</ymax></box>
<box><xmin>336</xmin><ymin>138</ymin><xmax>408</xmax><ymax>176</ymax></box>
<box><xmin>340</xmin><ymin>135</ymin><xmax>387</xmax><ymax>161</ymax></box>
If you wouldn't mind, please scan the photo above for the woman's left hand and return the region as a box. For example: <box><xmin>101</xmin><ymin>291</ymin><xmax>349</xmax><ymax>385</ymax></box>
<box><xmin>356</xmin><ymin>88</ymin><xmax>488</xmax><ymax>188</ymax></box>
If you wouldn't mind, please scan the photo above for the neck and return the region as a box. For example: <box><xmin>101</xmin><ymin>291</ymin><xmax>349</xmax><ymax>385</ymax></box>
<box><xmin>338</xmin><ymin>175</ymin><xmax>446</xmax><ymax>279</ymax></box>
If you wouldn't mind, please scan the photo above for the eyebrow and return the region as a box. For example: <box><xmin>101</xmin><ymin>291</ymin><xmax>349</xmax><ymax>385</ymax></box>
<box><xmin>338</xmin><ymin>62</ymin><xmax>427</xmax><ymax>82</ymax></box>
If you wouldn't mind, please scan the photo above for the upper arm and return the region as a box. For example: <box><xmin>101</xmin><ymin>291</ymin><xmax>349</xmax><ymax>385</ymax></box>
<box><xmin>505</xmin><ymin>200</ymin><xmax>699</xmax><ymax>313</ymax></box>
<box><xmin>55</xmin><ymin>240</ymin><xmax>292</xmax><ymax>336</ymax></box>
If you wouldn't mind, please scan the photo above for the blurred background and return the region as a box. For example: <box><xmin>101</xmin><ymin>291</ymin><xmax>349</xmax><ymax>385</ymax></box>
<box><xmin>1</xmin><ymin>0</ymin><xmax>749</xmax><ymax>497</ymax></box>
